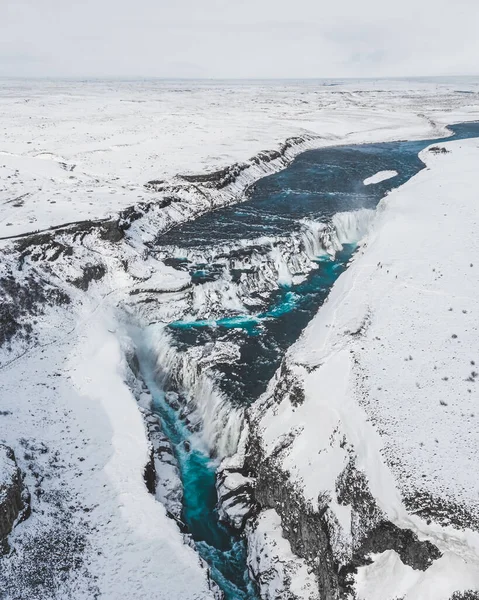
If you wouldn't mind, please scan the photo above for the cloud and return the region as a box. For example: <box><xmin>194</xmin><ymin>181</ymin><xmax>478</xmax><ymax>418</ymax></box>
<box><xmin>0</xmin><ymin>0</ymin><xmax>478</xmax><ymax>78</ymax></box>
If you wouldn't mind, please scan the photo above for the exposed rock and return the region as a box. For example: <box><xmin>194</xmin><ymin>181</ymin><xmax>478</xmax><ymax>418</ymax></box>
<box><xmin>403</xmin><ymin>489</ymin><xmax>479</xmax><ymax>531</ymax></box>
<box><xmin>246</xmin><ymin>508</ymin><xmax>320</xmax><ymax>600</ymax></box>
<box><xmin>429</xmin><ymin>146</ymin><xmax>450</xmax><ymax>154</ymax></box>
<box><xmin>0</xmin><ymin>271</ymin><xmax>70</xmax><ymax>348</ymax></box>
<box><xmin>143</xmin><ymin>446</ymin><xmax>156</xmax><ymax>495</ymax></box>
<box><xmin>179</xmin><ymin>163</ymin><xmax>249</xmax><ymax>190</ymax></box>
<box><xmin>246</xmin><ymin>430</ymin><xmax>338</xmax><ymax>599</ymax></box>
<box><xmin>141</xmin><ymin>403</ymin><xmax>183</xmax><ymax>522</ymax></box>
<box><xmin>99</xmin><ymin>219</ymin><xmax>124</xmax><ymax>242</ymax></box>
<box><xmin>216</xmin><ymin>468</ymin><xmax>255</xmax><ymax>530</ymax></box>
<box><xmin>336</xmin><ymin>458</ymin><xmax>441</xmax><ymax>574</ymax></box>
<box><xmin>71</xmin><ymin>264</ymin><xmax>106</xmax><ymax>291</ymax></box>
<box><xmin>273</xmin><ymin>362</ymin><xmax>306</xmax><ymax>407</ymax></box>
<box><xmin>244</xmin><ymin>424</ymin><xmax>442</xmax><ymax>600</ymax></box>
<box><xmin>0</xmin><ymin>444</ymin><xmax>30</xmax><ymax>552</ymax></box>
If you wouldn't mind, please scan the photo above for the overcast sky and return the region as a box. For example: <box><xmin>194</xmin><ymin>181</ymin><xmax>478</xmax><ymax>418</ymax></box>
<box><xmin>1</xmin><ymin>0</ymin><xmax>478</xmax><ymax>78</ymax></box>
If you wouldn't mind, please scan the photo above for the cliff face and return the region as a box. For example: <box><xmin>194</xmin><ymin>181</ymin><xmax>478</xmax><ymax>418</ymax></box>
<box><xmin>243</xmin><ymin>424</ymin><xmax>441</xmax><ymax>599</ymax></box>
<box><xmin>0</xmin><ymin>445</ymin><xmax>30</xmax><ymax>552</ymax></box>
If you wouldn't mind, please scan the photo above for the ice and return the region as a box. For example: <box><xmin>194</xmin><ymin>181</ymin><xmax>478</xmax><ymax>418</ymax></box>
<box><xmin>1</xmin><ymin>78</ymin><xmax>479</xmax><ymax>598</ymax></box>
<box><xmin>363</xmin><ymin>170</ymin><xmax>398</xmax><ymax>185</ymax></box>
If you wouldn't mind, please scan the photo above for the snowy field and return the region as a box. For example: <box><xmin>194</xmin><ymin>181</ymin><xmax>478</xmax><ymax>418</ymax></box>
<box><xmin>1</xmin><ymin>77</ymin><xmax>479</xmax><ymax>237</ymax></box>
<box><xmin>1</xmin><ymin>78</ymin><xmax>479</xmax><ymax>599</ymax></box>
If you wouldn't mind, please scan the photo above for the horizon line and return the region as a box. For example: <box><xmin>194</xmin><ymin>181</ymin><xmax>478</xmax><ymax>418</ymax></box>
<box><xmin>0</xmin><ymin>74</ymin><xmax>478</xmax><ymax>82</ymax></box>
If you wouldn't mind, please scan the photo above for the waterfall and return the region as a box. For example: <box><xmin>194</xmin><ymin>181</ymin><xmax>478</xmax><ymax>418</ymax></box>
<box><xmin>142</xmin><ymin>324</ymin><xmax>244</xmax><ymax>458</ymax></box>
<box><xmin>152</xmin><ymin>209</ymin><xmax>374</xmax><ymax>321</ymax></box>
<box><xmin>128</xmin><ymin>209</ymin><xmax>376</xmax><ymax>460</ymax></box>
<box><xmin>300</xmin><ymin>208</ymin><xmax>375</xmax><ymax>259</ymax></box>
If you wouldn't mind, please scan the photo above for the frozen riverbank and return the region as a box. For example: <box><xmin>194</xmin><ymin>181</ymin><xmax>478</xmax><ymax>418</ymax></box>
<box><xmin>242</xmin><ymin>136</ymin><xmax>479</xmax><ymax>599</ymax></box>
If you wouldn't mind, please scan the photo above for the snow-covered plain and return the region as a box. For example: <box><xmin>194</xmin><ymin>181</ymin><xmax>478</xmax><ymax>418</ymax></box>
<box><xmin>1</xmin><ymin>78</ymin><xmax>479</xmax><ymax>237</ymax></box>
<box><xmin>1</xmin><ymin>78</ymin><xmax>479</xmax><ymax>599</ymax></box>
<box><xmin>0</xmin><ymin>304</ymin><xmax>216</xmax><ymax>599</ymax></box>
<box><xmin>250</xmin><ymin>137</ymin><xmax>479</xmax><ymax>599</ymax></box>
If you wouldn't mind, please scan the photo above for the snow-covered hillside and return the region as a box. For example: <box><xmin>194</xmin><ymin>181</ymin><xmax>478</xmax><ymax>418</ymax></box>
<box><xmin>239</xmin><ymin>137</ymin><xmax>479</xmax><ymax>599</ymax></box>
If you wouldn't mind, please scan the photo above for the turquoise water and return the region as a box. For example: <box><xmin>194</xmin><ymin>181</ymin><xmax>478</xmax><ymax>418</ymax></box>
<box><xmin>163</xmin><ymin>122</ymin><xmax>479</xmax><ymax>407</ymax></box>
<box><xmin>143</xmin><ymin>123</ymin><xmax>479</xmax><ymax>598</ymax></box>
<box><xmin>138</xmin><ymin>350</ymin><xmax>258</xmax><ymax>600</ymax></box>
<box><xmin>169</xmin><ymin>244</ymin><xmax>356</xmax><ymax>406</ymax></box>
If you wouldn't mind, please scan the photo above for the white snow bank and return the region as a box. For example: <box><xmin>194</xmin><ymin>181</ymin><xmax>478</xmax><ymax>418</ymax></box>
<box><xmin>355</xmin><ymin>550</ymin><xmax>479</xmax><ymax>600</ymax></box>
<box><xmin>363</xmin><ymin>170</ymin><xmax>398</xmax><ymax>185</ymax></box>
<box><xmin>0</xmin><ymin>307</ymin><xmax>214</xmax><ymax>599</ymax></box>
<box><xmin>0</xmin><ymin>447</ymin><xmax>17</xmax><ymax>483</ymax></box>
<box><xmin>0</xmin><ymin>446</ymin><xmax>18</xmax><ymax>504</ymax></box>
<box><xmin>69</xmin><ymin>316</ymin><xmax>215</xmax><ymax>599</ymax></box>
<box><xmin>130</xmin><ymin>263</ymin><xmax>191</xmax><ymax>293</ymax></box>
<box><xmin>253</xmin><ymin>137</ymin><xmax>479</xmax><ymax>596</ymax></box>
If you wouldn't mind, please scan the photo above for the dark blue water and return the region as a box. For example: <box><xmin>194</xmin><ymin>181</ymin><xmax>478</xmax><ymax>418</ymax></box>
<box><xmin>161</xmin><ymin>122</ymin><xmax>479</xmax><ymax>407</ymax></box>
<box><xmin>145</xmin><ymin>122</ymin><xmax>479</xmax><ymax>599</ymax></box>
<box><xmin>158</xmin><ymin>122</ymin><xmax>479</xmax><ymax>249</ymax></box>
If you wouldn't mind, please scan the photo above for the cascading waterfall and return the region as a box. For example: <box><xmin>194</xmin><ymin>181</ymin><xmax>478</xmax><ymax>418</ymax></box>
<box><xmin>129</xmin><ymin>214</ymin><xmax>373</xmax><ymax>599</ymax></box>
<box><xmin>137</xmin><ymin>210</ymin><xmax>375</xmax><ymax>463</ymax></box>
<box><xmin>300</xmin><ymin>208</ymin><xmax>374</xmax><ymax>260</ymax></box>
<box><xmin>133</xmin><ymin>241</ymin><xmax>360</xmax><ymax>599</ymax></box>
<box><xmin>133</xmin><ymin>334</ymin><xmax>258</xmax><ymax>600</ymax></box>
<box><xmin>143</xmin><ymin>324</ymin><xmax>244</xmax><ymax>458</ymax></box>
<box><xmin>153</xmin><ymin>209</ymin><xmax>375</xmax><ymax>323</ymax></box>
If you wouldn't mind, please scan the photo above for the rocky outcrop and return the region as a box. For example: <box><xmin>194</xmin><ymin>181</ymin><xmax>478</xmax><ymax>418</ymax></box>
<box><xmin>244</xmin><ymin>429</ymin><xmax>339</xmax><ymax>599</ymax></box>
<box><xmin>146</xmin><ymin>408</ymin><xmax>184</xmax><ymax>523</ymax></box>
<box><xmin>216</xmin><ymin>468</ymin><xmax>255</xmax><ymax>530</ymax></box>
<box><xmin>216</xmin><ymin>418</ymin><xmax>443</xmax><ymax>600</ymax></box>
<box><xmin>145</xmin><ymin>135</ymin><xmax>317</xmax><ymax>195</ymax></box>
<box><xmin>131</xmin><ymin>384</ymin><xmax>184</xmax><ymax>522</ymax></box>
<box><xmin>0</xmin><ymin>270</ymin><xmax>70</xmax><ymax>349</ymax></box>
<box><xmin>246</xmin><ymin>508</ymin><xmax>320</xmax><ymax>600</ymax></box>
<box><xmin>0</xmin><ymin>444</ymin><xmax>30</xmax><ymax>552</ymax></box>
<box><xmin>71</xmin><ymin>264</ymin><xmax>106</xmax><ymax>291</ymax></box>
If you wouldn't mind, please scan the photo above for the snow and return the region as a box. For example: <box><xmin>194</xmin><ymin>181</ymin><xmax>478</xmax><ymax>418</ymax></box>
<box><xmin>0</xmin><ymin>306</ymin><xmax>214</xmax><ymax>599</ymax></box>
<box><xmin>1</xmin><ymin>78</ymin><xmax>479</xmax><ymax>237</ymax></box>
<box><xmin>252</xmin><ymin>136</ymin><xmax>479</xmax><ymax>596</ymax></box>
<box><xmin>0</xmin><ymin>446</ymin><xmax>17</xmax><ymax>503</ymax></box>
<box><xmin>216</xmin><ymin>469</ymin><xmax>254</xmax><ymax>529</ymax></box>
<box><xmin>354</xmin><ymin>550</ymin><xmax>419</xmax><ymax>600</ymax></box>
<box><xmin>363</xmin><ymin>170</ymin><xmax>398</xmax><ymax>185</ymax></box>
<box><xmin>130</xmin><ymin>264</ymin><xmax>191</xmax><ymax>294</ymax></box>
<box><xmin>69</xmin><ymin>318</ymin><xmax>213</xmax><ymax>599</ymax></box>
<box><xmin>1</xmin><ymin>78</ymin><xmax>479</xmax><ymax>597</ymax></box>
<box><xmin>355</xmin><ymin>550</ymin><xmax>479</xmax><ymax>600</ymax></box>
<box><xmin>247</xmin><ymin>509</ymin><xmax>319</xmax><ymax>600</ymax></box>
